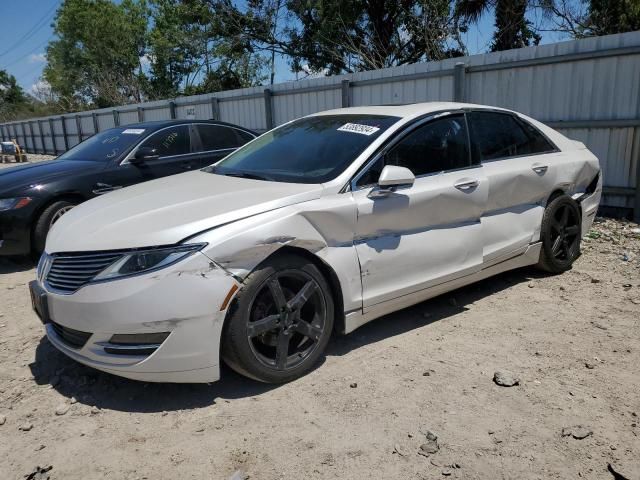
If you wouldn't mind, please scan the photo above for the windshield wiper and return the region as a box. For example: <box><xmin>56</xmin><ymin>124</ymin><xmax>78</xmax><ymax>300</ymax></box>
<box><xmin>208</xmin><ymin>166</ymin><xmax>272</xmax><ymax>181</ymax></box>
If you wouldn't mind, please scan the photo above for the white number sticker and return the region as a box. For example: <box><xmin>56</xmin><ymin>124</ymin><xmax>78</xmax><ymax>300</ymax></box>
<box><xmin>337</xmin><ymin>123</ymin><xmax>380</xmax><ymax>136</ymax></box>
<box><xmin>122</xmin><ymin>128</ymin><xmax>145</xmax><ymax>135</ymax></box>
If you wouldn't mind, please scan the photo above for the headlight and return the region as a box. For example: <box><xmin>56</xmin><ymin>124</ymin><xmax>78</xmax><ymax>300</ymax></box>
<box><xmin>93</xmin><ymin>243</ymin><xmax>206</xmax><ymax>281</ymax></box>
<box><xmin>0</xmin><ymin>197</ymin><xmax>32</xmax><ymax>211</ymax></box>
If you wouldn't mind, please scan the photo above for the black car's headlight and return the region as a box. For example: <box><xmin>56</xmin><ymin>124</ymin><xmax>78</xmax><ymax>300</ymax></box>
<box><xmin>93</xmin><ymin>243</ymin><xmax>206</xmax><ymax>281</ymax></box>
<box><xmin>0</xmin><ymin>197</ymin><xmax>32</xmax><ymax>211</ymax></box>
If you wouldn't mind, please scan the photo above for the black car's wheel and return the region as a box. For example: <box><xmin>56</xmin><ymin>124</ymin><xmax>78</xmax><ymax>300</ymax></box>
<box><xmin>537</xmin><ymin>195</ymin><xmax>582</xmax><ymax>273</ymax></box>
<box><xmin>32</xmin><ymin>200</ymin><xmax>77</xmax><ymax>254</ymax></box>
<box><xmin>222</xmin><ymin>253</ymin><xmax>334</xmax><ymax>383</ymax></box>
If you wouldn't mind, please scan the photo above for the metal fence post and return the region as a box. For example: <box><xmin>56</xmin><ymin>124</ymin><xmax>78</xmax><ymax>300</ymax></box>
<box><xmin>264</xmin><ymin>89</ymin><xmax>274</xmax><ymax>130</ymax></box>
<box><xmin>75</xmin><ymin>115</ymin><xmax>83</xmax><ymax>143</ymax></box>
<box><xmin>453</xmin><ymin>62</ymin><xmax>467</xmax><ymax>102</ymax></box>
<box><xmin>20</xmin><ymin>122</ymin><xmax>27</xmax><ymax>149</ymax></box>
<box><xmin>60</xmin><ymin>116</ymin><xmax>69</xmax><ymax>151</ymax></box>
<box><xmin>210</xmin><ymin>97</ymin><xmax>220</xmax><ymax>120</ymax></box>
<box><xmin>137</xmin><ymin>107</ymin><xmax>144</xmax><ymax>122</ymax></box>
<box><xmin>112</xmin><ymin>110</ymin><xmax>120</xmax><ymax>126</ymax></box>
<box><xmin>48</xmin><ymin>118</ymin><xmax>56</xmax><ymax>154</ymax></box>
<box><xmin>341</xmin><ymin>79</ymin><xmax>350</xmax><ymax>108</ymax></box>
<box><xmin>28</xmin><ymin>121</ymin><xmax>36</xmax><ymax>152</ymax></box>
<box><xmin>38</xmin><ymin>120</ymin><xmax>45</xmax><ymax>154</ymax></box>
<box><xmin>92</xmin><ymin>113</ymin><xmax>99</xmax><ymax>134</ymax></box>
<box><xmin>169</xmin><ymin>101</ymin><xmax>176</xmax><ymax>119</ymax></box>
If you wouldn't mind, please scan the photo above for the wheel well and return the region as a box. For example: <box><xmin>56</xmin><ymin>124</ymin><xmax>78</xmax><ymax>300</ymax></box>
<box><xmin>256</xmin><ymin>246</ymin><xmax>346</xmax><ymax>335</ymax></box>
<box><xmin>30</xmin><ymin>194</ymin><xmax>86</xmax><ymax>243</ymax></box>
<box><xmin>546</xmin><ymin>189</ymin><xmax>566</xmax><ymax>206</ymax></box>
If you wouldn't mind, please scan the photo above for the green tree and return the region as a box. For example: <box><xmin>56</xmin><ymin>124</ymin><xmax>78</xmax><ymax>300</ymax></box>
<box><xmin>147</xmin><ymin>0</ymin><xmax>267</xmax><ymax>98</ymax></box>
<box><xmin>0</xmin><ymin>69</ymin><xmax>28</xmax><ymax>122</ymax></box>
<box><xmin>285</xmin><ymin>0</ymin><xmax>465</xmax><ymax>75</ymax></box>
<box><xmin>44</xmin><ymin>0</ymin><xmax>149</xmax><ymax>108</ymax></box>
<box><xmin>456</xmin><ymin>0</ymin><xmax>540</xmax><ymax>52</ymax></box>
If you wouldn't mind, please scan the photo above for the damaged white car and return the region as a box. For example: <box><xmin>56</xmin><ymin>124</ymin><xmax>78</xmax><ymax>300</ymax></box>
<box><xmin>29</xmin><ymin>103</ymin><xmax>602</xmax><ymax>383</ymax></box>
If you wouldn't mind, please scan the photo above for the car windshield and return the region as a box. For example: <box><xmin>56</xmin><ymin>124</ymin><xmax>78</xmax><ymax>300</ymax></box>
<box><xmin>207</xmin><ymin>114</ymin><xmax>400</xmax><ymax>183</ymax></box>
<box><xmin>57</xmin><ymin>127</ymin><xmax>148</xmax><ymax>162</ymax></box>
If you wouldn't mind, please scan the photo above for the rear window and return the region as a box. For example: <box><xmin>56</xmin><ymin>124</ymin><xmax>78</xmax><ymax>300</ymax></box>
<box><xmin>196</xmin><ymin>124</ymin><xmax>249</xmax><ymax>151</ymax></box>
<box><xmin>210</xmin><ymin>114</ymin><xmax>400</xmax><ymax>183</ymax></box>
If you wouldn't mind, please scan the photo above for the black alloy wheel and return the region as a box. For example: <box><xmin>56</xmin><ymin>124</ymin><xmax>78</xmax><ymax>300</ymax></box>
<box><xmin>222</xmin><ymin>254</ymin><xmax>334</xmax><ymax>383</ymax></box>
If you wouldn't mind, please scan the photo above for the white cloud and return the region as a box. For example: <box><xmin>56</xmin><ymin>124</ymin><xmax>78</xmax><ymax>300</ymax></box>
<box><xmin>28</xmin><ymin>53</ymin><xmax>47</xmax><ymax>63</ymax></box>
<box><xmin>300</xmin><ymin>64</ymin><xmax>329</xmax><ymax>79</ymax></box>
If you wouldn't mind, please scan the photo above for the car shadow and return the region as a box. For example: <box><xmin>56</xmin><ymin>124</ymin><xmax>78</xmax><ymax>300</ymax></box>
<box><xmin>28</xmin><ymin>266</ymin><xmax>548</xmax><ymax>413</ymax></box>
<box><xmin>0</xmin><ymin>256</ymin><xmax>35</xmax><ymax>274</ymax></box>
<box><xmin>326</xmin><ymin>266</ymin><xmax>548</xmax><ymax>357</ymax></box>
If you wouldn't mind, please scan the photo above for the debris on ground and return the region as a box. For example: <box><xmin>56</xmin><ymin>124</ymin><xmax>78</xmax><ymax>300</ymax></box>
<box><xmin>418</xmin><ymin>430</ymin><xmax>439</xmax><ymax>457</ymax></box>
<box><xmin>24</xmin><ymin>465</ymin><xmax>52</xmax><ymax>480</ymax></box>
<box><xmin>18</xmin><ymin>422</ymin><xmax>33</xmax><ymax>432</ymax></box>
<box><xmin>561</xmin><ymin>425</ymin><xmax>593</xmax><ymax>440</ymax></box>
<box><xmin>493</xmin><ymin>371</ymin><xmax>520</xmax><ymax>387</ymax></box>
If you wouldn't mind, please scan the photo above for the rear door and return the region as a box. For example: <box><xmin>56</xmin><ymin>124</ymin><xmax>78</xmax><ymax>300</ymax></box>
<box><xmin>351</xmin><ymin>113</ymin><xmax>488</xmax><ymax>308</ymax></box>
<box><xmin>467</xmin><ymin>111</ymin><xmax>560</xmax><ymax>264</ymax></box>
<box><xmin>192</xmin><ymin>124</ymin><xmax>256</xmax><ymax>168</ymax></box>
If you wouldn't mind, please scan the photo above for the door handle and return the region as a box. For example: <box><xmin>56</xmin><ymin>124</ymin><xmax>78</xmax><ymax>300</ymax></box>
<box><xmin>454</xmin><ymin>179</ymin><xmax>479</xmax><ymax>192</ymax></box>
<box><xmin>532</xmin><ymin>164</ymin><xmax>548</xmax><ymax>175</ymax></box>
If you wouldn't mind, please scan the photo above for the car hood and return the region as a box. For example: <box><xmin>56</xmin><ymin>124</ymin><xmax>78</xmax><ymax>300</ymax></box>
<box><xmin>0</xmin><ymin>159</ymin><xmax>103</xmax><ymax>196</ymax></box>
<box><xmin>46</xmin><ymin>170</ymin><xmax>323</xmax><ymax>253</ymax></box>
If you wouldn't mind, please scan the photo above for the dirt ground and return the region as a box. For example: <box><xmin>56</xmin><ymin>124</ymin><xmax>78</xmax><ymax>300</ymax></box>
<box><xmin>1</xmin><ymin>204</ymin><xmax>639</xmax><ymax>478</ymax></box>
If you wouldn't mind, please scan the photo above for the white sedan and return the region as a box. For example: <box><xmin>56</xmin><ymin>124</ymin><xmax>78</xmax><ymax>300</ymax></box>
<box><xmin>29</xmin><ymin>102</ymin><xmax>602</xmax><ymax>383</ymax></box>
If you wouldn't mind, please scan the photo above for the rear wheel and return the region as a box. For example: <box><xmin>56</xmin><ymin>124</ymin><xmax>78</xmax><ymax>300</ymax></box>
<box><xmin>222</xmin><ymin>254</ymin><xmax>334</xmax><ymax>383</ymax></box>
<box><xmin>537</xmin><ymin>195</ymin><xmax>582</xmax><ymax>273</ymax></box>
<box><xmin>32</xmin><ymin>200</ymin><xmax>76</xmax><ymax>254</ymax></box>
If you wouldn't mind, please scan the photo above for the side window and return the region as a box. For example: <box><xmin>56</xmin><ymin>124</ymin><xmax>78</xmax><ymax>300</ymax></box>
<box><xmin>233</xmin><ymin>129</ymin><xmax>255</xmax><ymax>145</ymax></box>
<box><xmin>355</xmin><ymin>115</ymin><xmax>470</xmax><ymax>188</ymax></box>
<box><xmin>196</xmin><ymin>124</ymin><xmax>242</xmax><ymax>151</ymax></box>
<box><xmin>140</xmin><ymin>125</ymin><xmax>190</xmax><ymax>158</ymax></box>
<box><xmin>468</xmin><ymin>111</ymin><xmax>555</xmax><ymax>162</ymax></box>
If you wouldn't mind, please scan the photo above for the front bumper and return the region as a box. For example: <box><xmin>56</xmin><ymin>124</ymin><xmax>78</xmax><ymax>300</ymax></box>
<box><xmin>38</xmin><ymin>251</ymin><xmax>238</xmax><ymax>383</ymax></box>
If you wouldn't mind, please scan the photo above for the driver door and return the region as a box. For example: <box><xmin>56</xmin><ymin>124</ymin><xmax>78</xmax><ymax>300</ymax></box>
<box><xmin>95</xmin><ymin>124</ymin><xmax>196</xmax><ymax>195</ymax></box>
<box><xmin>351</xmin><ymin>113</ymin><xmax>488</xmax><ymax>309</ymax></box>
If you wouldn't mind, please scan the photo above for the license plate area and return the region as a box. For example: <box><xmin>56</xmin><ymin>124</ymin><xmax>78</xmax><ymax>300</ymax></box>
<box><xmin>29</xmin><ymin>281</ymin><xmax>50</xmax><ymax>324</ymax></box>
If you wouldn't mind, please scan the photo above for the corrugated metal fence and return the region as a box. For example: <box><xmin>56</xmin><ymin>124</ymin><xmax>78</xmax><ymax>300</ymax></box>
<box><xmin>2</xmin><ymin>31</ymin><xmax>639</xmax><ymax>218</ymax></box>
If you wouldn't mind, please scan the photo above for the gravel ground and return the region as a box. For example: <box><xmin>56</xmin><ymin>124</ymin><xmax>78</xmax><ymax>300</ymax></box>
<box><xmin>0</xmin><ymin>217</ymin><xmax>639</xmax><ymax>480</ymax></box>
<box><xmin>0</xmin><ymin>153</ymin><xmax>55</xmax><ymax>169</ymax></box>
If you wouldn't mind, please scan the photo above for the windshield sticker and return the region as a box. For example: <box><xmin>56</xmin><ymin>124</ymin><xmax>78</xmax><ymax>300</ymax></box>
<box><xmin>337</xmin><ymin>123</ymin><xmax>381</xmax><ymax>136</ymax></box>
<box><xmin>122</xmin><ymin>128</ymin><xmax>145</xmax><ymax>135</ymax></box>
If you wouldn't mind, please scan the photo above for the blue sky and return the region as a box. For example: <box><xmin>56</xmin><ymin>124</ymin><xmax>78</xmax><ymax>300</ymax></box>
<box><xmin>0</xmin><ymin>0</ymin><xmax>568</xmax><ymax>94</ymax></box>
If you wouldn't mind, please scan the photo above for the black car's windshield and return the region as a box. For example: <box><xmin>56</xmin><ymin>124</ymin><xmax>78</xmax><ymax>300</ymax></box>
<box><xmin>57</xmin><ymin>127</ymin><xmax>148</xmax><ymax>162</ymax></box>
<box><xmin>207</xmin><ymin>114</ymin><xmax>400</xmax><ymax>183</ymax></box>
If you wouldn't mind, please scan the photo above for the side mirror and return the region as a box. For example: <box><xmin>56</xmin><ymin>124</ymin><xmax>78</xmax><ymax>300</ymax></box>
<box><xmin>377</xmin><ymin>165</ymin><xmax>415</xmax><ymax>190</ymax></box>
<box><xmin>131</xmin><ymin>146</ymin><xmax>159</xmax><ymax>164</ymax></box>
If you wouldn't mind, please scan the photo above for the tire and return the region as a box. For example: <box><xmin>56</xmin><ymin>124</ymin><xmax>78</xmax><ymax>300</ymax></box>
<box><xmin>537</xmin><ymin>195</ymin><xmax>582</xmax><ymax>273</ymax></box>
<box><xmin>32</xmin><ymin>200</ymin><xmax>77</xmax><ymax>254</ymax></box>
<box><xmin>222</xmin><ymin>253</ymin><xmax>334</xmax><ymax>383</ymax></box>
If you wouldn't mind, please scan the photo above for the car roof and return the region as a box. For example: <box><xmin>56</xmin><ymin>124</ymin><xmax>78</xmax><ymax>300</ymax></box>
<box><xmin>109</xmin><ymin>119</ymin><xmax>256</xmax><ymax>134</ymax></box>
<box><xmin>310</xmin><ymin>102</ymin><xmax>513</xmax><ymax>120</ymax></box>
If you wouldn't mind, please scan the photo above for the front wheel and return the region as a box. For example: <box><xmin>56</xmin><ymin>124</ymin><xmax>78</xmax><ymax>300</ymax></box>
<box><xmin>537</xmin><ymin>195</ymin><xmax>582</xmax><ymax>273</ymax></box>
<box><xmin>32</xmin><ymin>200</ymin><xmax>76</xmax><ymax>254</ymax></box>
<box><xmin>222</xmin><ymin>254</ymin><xmax>334</xmax><ymax>383</ymax></box>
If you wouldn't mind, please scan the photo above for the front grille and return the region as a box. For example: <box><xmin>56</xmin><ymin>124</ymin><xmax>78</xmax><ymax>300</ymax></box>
<box><xmin>50</xmin><ymin>321</ymin><xmax>92</xmax><ymax>349</ymax></box>
<box><xmin>46</xmin><ymin>251</ymin><xmax>123</xmax><ymax>293</ymax></box>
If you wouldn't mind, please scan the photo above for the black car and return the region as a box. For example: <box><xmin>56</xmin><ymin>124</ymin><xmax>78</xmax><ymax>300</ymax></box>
<box><xmin>0</xmin><ymin>120</ymin><xmax>257</xmax><ymax>256</ymax></box>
